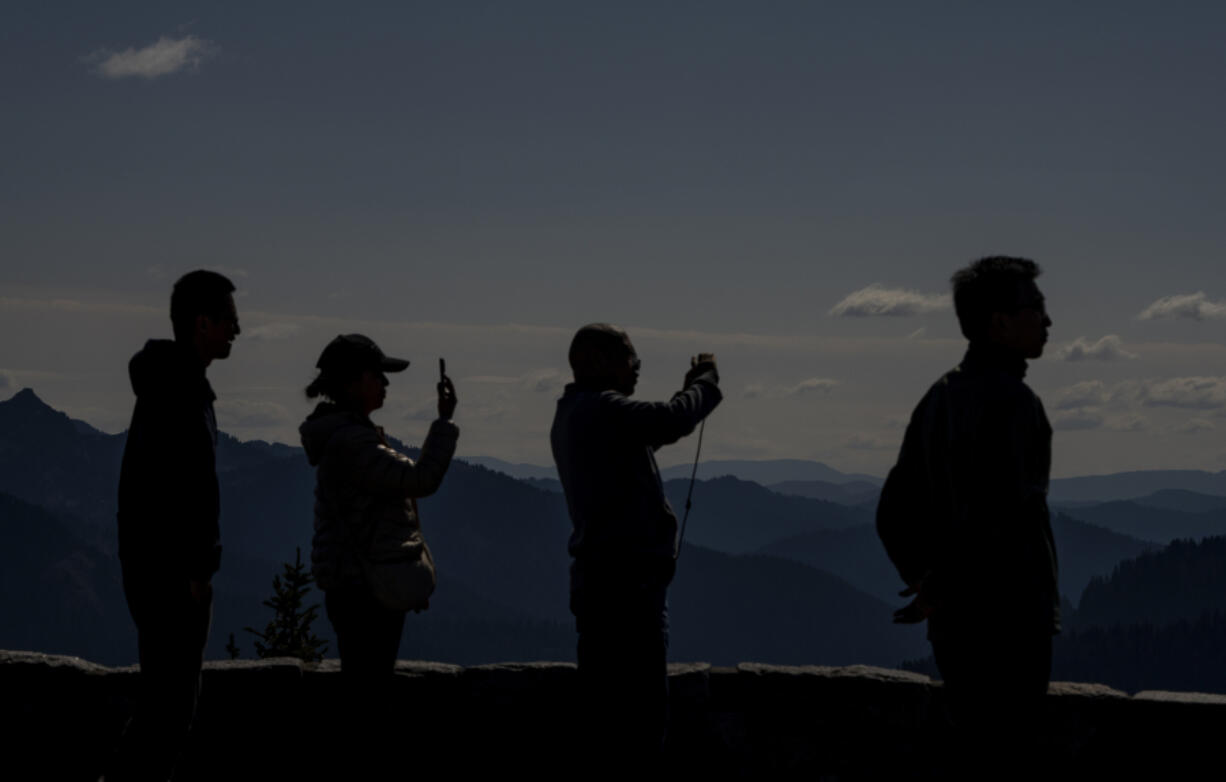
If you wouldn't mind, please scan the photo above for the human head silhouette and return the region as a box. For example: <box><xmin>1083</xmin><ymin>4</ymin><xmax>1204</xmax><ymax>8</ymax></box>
<box><xmin>306</xmin><ymin>334</ymin><xmax>409</xmax><ymax>415</ymax></box>
<box><xmin>170</xmin><ymin>270</ymin><xmax>239</xmax><ymax>365</ymax></box>
<box><xmin>568</xmin><ymin>323</ymin><xmax>640</xmax><ymax>395</ymax></box>
<box><xmin>951</xmin><ymin>256</ymin><xmax>1051</xmax><ymax>359</ymax></box>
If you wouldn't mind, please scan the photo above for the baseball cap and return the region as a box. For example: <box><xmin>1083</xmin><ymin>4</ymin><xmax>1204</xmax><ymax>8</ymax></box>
<box><xmin>315</xmin><ymin>334</ymin><xmax>409</xmax><ymax>375</ymax></box>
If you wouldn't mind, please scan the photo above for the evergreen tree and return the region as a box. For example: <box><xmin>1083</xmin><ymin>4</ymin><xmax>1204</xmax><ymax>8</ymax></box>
<box><xmin>244</xmin><ymin>547</ymin><xmax>328</xmax><ymax>662</ymax></box>
<box><xmin>225</xmin><ymin>632</ymin><xmax>241</xmax><ymax>660</ymax></box>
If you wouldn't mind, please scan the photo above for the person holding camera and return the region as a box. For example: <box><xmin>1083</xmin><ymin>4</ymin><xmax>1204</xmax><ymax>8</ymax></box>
<box><xmin>550</xmin><ymin>323</ymin><xmax>721</xmax><ymax>771</ymax></box>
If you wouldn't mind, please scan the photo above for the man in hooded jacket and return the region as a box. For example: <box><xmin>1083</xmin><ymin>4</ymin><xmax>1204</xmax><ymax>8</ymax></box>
<box><xmin>110</xmin><ymin>270</ymin><xmax>239</xmax><ymax>781</ymax></box>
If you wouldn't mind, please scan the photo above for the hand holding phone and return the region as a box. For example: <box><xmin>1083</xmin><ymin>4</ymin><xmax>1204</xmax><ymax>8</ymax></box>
<box><xmin>437</xmin><ymin>357</ymin><xmax>457</xmax><ymax>419</ymax></box>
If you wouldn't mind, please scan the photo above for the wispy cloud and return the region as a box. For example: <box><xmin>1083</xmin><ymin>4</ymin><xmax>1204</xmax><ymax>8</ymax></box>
<box><xmin>1054</xmin><ymin>335</ymin><xmax>1138</xmax><ymax>362</ymax></box>
<box><xmin>1052</xmin><ymin>380</ymin><xmax>1113</xmax><ymax>410</ymax></box>
<box><xmin>1051</xmin><ymin>408</ymin><xmax>1105</xmax><ymax>431</ymax></box>
<box><xmin>1139</xmin><ymin>377</ymin><xmax>1226</xmax><ymax>410</ymax></box>
<box><xmin>463</xmin><ymin>369</ymin><xmax>568</xmax><ymax>394</ymax></box>
<box><xmin>828</xmin><ymin>284</ymin><xmax>950</xmax><ymax>318</ymax></box>
<box><xmin>1050</xmin><ymin>406</ymin><xmax>1149</xmax><ymax>432</ymax></box>
<box><xmin>245</xmin><ymin>322</ymin><xmax>301</xmax><ymax>341</ymax></box>
<box><xmin>1053</xmin><ymin>376</ymin><xmax>1226</xmax><ymax>413</ymax></box>
<box><xmin>0</xmin><ymin>296</ymin><xmax>160</xmax><ymax>316</ymax></box>
<box><xmin>1109</xmin><ymin>414</ymin><xmax>1147</xmax><ymax>432</ymax></box>
<box><xmin>1175</xmin><ymin>418</ymin><xmax>1215</xmax><ymax>435</ymax></box>
<box><xmin>87</xmin><ymin>35</ymin><xmax>217</xmax><ymax>80</ymax></box>
<box><xmin>743</xmin><ymin>377</ymin><xmax>839</xmax><ymax>400</ymax></box>
<box><xmin>1138</xmin><ymin>292</ymin><xmax>1226</xmax><ymax>321</ymax></box>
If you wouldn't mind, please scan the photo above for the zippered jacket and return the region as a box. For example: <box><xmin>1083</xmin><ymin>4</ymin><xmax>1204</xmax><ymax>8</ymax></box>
<box><xmin>300</xmin><ymin>403</ymin><xmax>458</xmax><ymax>591</ymax></box>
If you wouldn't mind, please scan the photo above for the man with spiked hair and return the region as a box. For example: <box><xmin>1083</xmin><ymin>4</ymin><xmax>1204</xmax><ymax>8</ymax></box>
<box><xmin>878</xmin><ymin>256</ymin><xmax>1056</xmax><ymax>777</ymax></box>
<box><xmin>551</xmin><ymin>323</ymin><xmax>721</xmax><ymax>771</ymax></box>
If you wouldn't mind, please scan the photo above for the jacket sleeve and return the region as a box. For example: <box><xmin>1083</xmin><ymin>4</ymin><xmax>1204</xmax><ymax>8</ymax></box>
<box><xmin>877</xmin><ymin>393</ymin><xmax>939</xmax><ymax>589</ymax></box>
<box><xmin>605</xmin><ymin>370</ymin><xmax>723</xmax><ymax>449</ymax></box>
<box><xmin>335</xmin><ymin>419</ymin><xmax>460</xmax><ymax>499</ymax></box>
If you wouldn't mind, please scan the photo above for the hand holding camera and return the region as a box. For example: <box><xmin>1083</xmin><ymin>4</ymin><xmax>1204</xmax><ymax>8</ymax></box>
<box><xmin>684</xmin><ymin>352</ymin><xmax>719</xmax><ymax>387</ymax></box>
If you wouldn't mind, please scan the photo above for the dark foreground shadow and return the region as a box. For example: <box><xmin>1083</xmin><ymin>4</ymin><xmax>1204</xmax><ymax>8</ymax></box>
<box><xmin>4</xmin><ymin>652</ymin><xmax>1224</xmax><ymax>781</ymax></box>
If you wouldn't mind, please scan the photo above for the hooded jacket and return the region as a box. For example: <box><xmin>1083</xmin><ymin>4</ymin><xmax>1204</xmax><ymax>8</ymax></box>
<box><xmin>300</xmin><ymin>404</ymin><xmax>459</xmax><ymax>591</ymax></box>
<box><xmin>877</xmin><ymin>342</ymin><xmax>1058</xmax><ymax>638</ymax></box>
<box><xmin>550</xmin><ymin>368</ymin><xmax>722</xmax><ymax>596</ymax></box>
<box><xmin>117</xmin><ymin>339</ymin><xmax>221</xmax><ymax>581</ymax></box>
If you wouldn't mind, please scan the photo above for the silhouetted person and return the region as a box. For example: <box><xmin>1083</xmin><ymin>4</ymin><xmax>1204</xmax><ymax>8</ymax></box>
<box><xmin>877</xmin><ymin>257</ymin><xmax>1056</xmax><ymax>779</ymax></box>
<box><xmin>551</xmin><ymin>323</ymin><xmax>721</xmax><ymax>773</ymax></box>
<box><xmin>299</xmin><ymin>334</ymin><xmax>458</xmax><ymax>776</ymax></box>
<box><xmin>110</xmin><ymin>270</ymin><xmax>239</xmax><ymax>781</ymax></box>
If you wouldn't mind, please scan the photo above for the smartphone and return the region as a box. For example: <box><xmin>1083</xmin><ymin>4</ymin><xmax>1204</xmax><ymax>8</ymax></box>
<box><xmin>439</xmin><ymin>358</ymin><xmax>447</xmax><ymax>381</ymax></box>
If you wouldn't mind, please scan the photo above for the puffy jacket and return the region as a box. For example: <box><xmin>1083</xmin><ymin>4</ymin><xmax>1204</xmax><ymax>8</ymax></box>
<box><xmin>117</xmin><ymin>339</ymin><xmax>222</xmax><ymax>581</ymax></box>
<box><xmin>300</xmin><ymin>403</ymin><xmax>459</xmax><ymax>591</ymax></box>
<box><xmin>877</xmin><ymin>342</ymin><xmax>1058</xmax><ymax>637</ymax></box>
<box><xmin>550</xmin><ymin>369</ymin><xmax>722</xmax><ymax>591</ymax></box>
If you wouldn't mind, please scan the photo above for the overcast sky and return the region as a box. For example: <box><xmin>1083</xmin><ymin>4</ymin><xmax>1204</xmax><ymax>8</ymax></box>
<box><xmin>3</xmin><ymin>1</ymin><xmax>1225</xmax><ymax>477</ymax></box>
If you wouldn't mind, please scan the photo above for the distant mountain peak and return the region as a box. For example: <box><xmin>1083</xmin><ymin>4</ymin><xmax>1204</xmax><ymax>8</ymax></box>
<box><xmin>1</xmin><ymin>388</ymin><xmax>63</xmax><ymax>422</ymax></box>
<box><xmin>0</xmin><ymin>388</ymin><xmax>113</xmax><ymax>442</ymax></box>
<box><xmin>5</xmin><ymin>387</ymin><xmax>49</xmax><ymax>409</ymax></box>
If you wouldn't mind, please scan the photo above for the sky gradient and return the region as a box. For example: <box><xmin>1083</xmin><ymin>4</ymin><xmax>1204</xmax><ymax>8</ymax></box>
<box><xmin>3</xmin><ymin>1</ymin><xmax>1225</xmax><ymax>477</ymax></box>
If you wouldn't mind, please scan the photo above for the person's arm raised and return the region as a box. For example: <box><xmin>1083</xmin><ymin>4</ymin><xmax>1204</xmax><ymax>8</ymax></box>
<box><xmin>609</xmin><ymin>354</ymin><xmax>722</xmax><ymax>449</ymax></box>
<box><xmin>339</xmin><ymin>377</ymin><xmax>460</xmax><ymax>499</ymax></box>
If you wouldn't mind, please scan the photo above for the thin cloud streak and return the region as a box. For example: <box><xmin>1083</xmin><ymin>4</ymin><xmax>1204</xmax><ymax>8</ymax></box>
<box><xmin>1052</xmin><ymin>377</ymin><xmax>1226</xmax><ymax>412</ymax></box>
<box><xmin>87</xmin><ymin>35</ymin><xmax>216</xmax><ymax>80</ymax></box>
<box><xmin>1054</xmin><ymin>335</ymin><xmax>1138</xmax><ymax>362</ymax></box>
<box><xmin>1053</xmin><ymin>380</ymin><xmax>1112</xmax><ymax>410</ymax></box>
<box><xmin>1140</xmin><ymin>377</ymin><xmax>1226</xmax><ymax>410</ymax></box>
<box><xmin>1051</xmin><ymin>408</ymin><xmax>1105</xmax><ymax>431</ymax></box>
<box><xmin>245</xmin><ymin>322</ymin><xmax>302</xmax><ymax>341</ymax></box>
<box><xmin>1175</xmin><ymin>418</ymin><xmax>1215</xmax><ymax>434</ymax></box>
<box><xmin>1138</xmin><ymin>292</ymin><xmax>1226</xmax><ymax>321</ymax></box>
<box><xmin>743</xmin><ymin>377</ymin><xmax>839</xmax><ymax>400</ymax></box>
<box><xmin>828</xmin><ymin>284</ymin><xmax>950</xmax><ymax>318</ymax></box>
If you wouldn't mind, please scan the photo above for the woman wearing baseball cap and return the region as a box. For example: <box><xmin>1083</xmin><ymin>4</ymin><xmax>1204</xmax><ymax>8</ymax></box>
<box><xmin>298</xmin><ymin>333</ymin><xmax>458</xmax><ymax>758</ymax></box>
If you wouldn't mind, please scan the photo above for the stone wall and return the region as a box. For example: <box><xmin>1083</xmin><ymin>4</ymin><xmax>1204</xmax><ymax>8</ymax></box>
<box><xmin>3</xmin><ymin>649</ymin><xmax>1223</xmax><ymax>780</ymax></box>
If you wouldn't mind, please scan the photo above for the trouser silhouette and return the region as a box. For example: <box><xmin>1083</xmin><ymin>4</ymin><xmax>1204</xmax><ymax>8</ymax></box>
<box><xmin>932</xmin><ymin>626</ymin><xmax>1052</xmax><ymax>780</ymax></box>
<box><xmin>574</xmin><ymin>576</ymin><xmax>671</xmax><ymax>774</ymax></box>
<box><xmin>110</xmin><ymin>568</ymin><xmax>212</xmax><ymax>782</ymax></box>
<box><xmin>321</xmin><ymin>582</ymin><xmax>407</xmax><ymax>777</ymax></box>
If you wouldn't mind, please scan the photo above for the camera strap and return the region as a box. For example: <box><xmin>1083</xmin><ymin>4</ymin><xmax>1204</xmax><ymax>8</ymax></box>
<box><xmin>674</xmin><ymin>418</ymin><xmax>705</xmax><ymax>563</ymax></box>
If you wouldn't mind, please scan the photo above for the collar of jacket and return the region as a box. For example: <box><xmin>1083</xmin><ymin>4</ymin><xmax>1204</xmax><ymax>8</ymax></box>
<box><xmin>960</xmin><ymin>341</ymin><xmax>1028</xmax><ymax>380</ymax></box>
<box><xmin>178</xmin><ymin>341</ymin><xmax>216</xmax><ymax>402</ymax></box>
